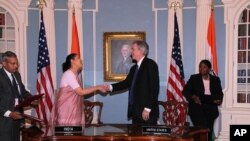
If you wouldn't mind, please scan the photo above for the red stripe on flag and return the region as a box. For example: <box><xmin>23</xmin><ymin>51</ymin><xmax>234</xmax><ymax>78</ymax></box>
<box><xmin>168</xmin><ymin>78</ymin><xmax>183</xmax><ymax>98</ymax></box>
<box><xmin>40</xmin><ymin>69</ymin><xmax>53</xmax><ymax>111</ymax></box>
<box><xmin>170</xmin><ymin>64</ymin><xmax>183</xmax><ymax>83</ymax></box>
<box><xmin>38</xmin><ymin>95</ymin><xmax>48</xmax><ymax>124</ymax></box>
<box><xmin>46</xmin><ymin>67</ymin><xmax>54</xmax><ymax>91</ymax></box>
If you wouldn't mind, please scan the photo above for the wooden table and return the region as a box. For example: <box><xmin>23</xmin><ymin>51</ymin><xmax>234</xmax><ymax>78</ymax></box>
<box><xmin>22</xmin><ymin>124</ymin><xmax>209</xmax><ymax>141</ymax></box>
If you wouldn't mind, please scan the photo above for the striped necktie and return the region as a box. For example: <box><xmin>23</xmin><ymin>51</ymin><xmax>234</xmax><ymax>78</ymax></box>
<box><xmin>11</xmin><ymin>74</ymin><xmax>21</xmax><ymax>102</ymax></box>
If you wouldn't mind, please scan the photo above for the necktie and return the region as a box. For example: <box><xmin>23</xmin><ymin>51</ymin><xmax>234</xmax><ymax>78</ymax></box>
<box><xmin>11</xmin><ymin>74</ymin><xmax>21</xmax><ymax>102</ymax></box>
<box><xmin>129</xmin><ymin>65</ymin><xmax>138</xmax><ymax>105</ymax></box>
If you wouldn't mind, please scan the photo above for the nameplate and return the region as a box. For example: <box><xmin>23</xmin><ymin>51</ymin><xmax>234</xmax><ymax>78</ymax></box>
<box><xmin>55</xmin><ymin>132</ymin><xmax>83</xmax><ymax>136</ymax></box>
<box><xmin>54</xmin><ymin>126</ymin><xmax>82</xmax><ymax>133</ymax></box>
<box><xmin>142</xmin><ymin>126</ymin><xmax>171</xmax><ymax>135</ymax></box>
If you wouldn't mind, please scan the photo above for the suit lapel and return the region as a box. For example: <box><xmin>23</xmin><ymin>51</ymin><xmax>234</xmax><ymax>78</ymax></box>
<box><xmin>0</xmin><ymin>68</ymin><xmax>13</xmax><ymax>88</ymax></box>
<box><xmin>209</xmin><ymin>74</ymin><xmax>215</xmax><ymax>95</ymax></box>
<box><xmin>0</xmin><ymin>68</ymin><xmax>16</xmax><ymax>97</ymax></box>
<box><xmin>197</xmin><ymin>74</ymin><xmax>205</xmax><ymax>94</ymax></box>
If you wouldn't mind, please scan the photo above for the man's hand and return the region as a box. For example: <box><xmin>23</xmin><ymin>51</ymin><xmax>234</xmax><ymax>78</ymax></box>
<box><xmin>213</xmin><ymin>99</ymin><xmax>222</xmax><ymax>105</ymax></box>
<box><xmin>96</xmin><ymin>85</ymin><xmax>109</xmax><ymax>93</ymax></box>
<box><xmin>142</xmin><ymin>110</ymin><xmax>150</xmax><ymax>121</ymax></box>
<box><xmin>9</xmin><ymin>112</ymin><xmax>23</xmax><ymax>120</ymax></box>
<box><xmin>192</xmin><ymin>95</ymin><xmax>201</xmax><ymax>105</ymax></box>
<box><xmin>103</xmin><ymin>84</ymin><xmax>111</xmax><ymax>92</ymax></box>
<box><xmin>31</xmin><ymin>100</ymin><xmax>40</xmax><ymax>107</ymax></box>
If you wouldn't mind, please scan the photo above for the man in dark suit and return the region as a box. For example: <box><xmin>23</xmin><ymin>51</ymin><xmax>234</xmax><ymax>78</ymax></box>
<box><xmin>183</xmin><ymin>59</ymin><xmax>224</xmax><ymax>141</ymax></box>
<box><xmin>0</xmin><ymin>51</ymin><xmax>32</xmax><ymax>141</ymax></box>
<box><xmin>108</xmin><ymin>40</ymin><xmax>160</xmax><ymax>124</ymax></box>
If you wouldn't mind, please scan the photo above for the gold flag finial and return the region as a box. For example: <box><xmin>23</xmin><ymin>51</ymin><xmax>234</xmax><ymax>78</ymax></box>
<box><xmin>37</xmin><ymin>0</ymin><xmax>47</xmax><ymax>9</ymax></box>
<box><xmin>211</xmin><ymin>0</ymin><xmax>215</xmax><ymax>11</ymax></box>
<box><xmin>170</xmin><ymin>1</ymin><xmax>182</xmax><ymax>12</ymax></box>
<box><xmin>73</xmin><ymin>5</ymin><xmax>75</xmax><ymax>15</ymax></box>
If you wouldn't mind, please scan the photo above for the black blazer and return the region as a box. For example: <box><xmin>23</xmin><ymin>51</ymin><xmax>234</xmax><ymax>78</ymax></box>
<box><xmin>112</xmin><ymin>57</ymin><xmax>160</xmax><ymax>120</ymax></box>
<box><xmin>183</xmin><ymin>74</ymin><xmax>223</xmax><ymax>118</ymax></box>
<box><xmin>0</xmin><ymin>68</ymin><xmax>31</xmax><ymax>132</ymax></box>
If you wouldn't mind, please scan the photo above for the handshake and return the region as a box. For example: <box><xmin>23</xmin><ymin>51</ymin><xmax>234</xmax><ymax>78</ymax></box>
<box><xmin>95</xmin><ymin>84</ymin><xmax>110</xmax><ymax>94</ymax></box>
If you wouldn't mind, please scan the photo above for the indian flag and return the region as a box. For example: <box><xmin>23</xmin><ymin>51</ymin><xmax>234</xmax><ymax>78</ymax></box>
<box><xmin>71</xmin><ymin>9</ymin><xmax>83</xmax><ymax>84</ymax></box>
<box><xmin>206</xmin><ymin>6</ymin><xmax>220</xmax><ymax>141</ymax></box>
<box><xmin>71</xmin><ymin>10</ymin><xmax>80</xmax><ymax>56</ymax></box>
<box><xmin>206</xmin><ymin>8</ymin><xmax>218</xmax><ymax>75</ymax></box>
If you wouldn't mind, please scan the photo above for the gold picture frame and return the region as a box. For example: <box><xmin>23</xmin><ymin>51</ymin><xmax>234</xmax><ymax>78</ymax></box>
<box><xmin>103</xmin><ymin>32</ymin><xmax>146</xmax><ymax>81</ymax></box>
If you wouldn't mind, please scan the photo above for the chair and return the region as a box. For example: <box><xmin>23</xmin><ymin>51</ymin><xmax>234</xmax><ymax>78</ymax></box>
<box><xmin>158</xmin><ymin>100</ymin><xmax>188</xmax><ymax>126</ymax></box>
<box><xmin>84</xmin><ymin>100</ymin><xmax>103</xmax><ymax>124</ymax></box>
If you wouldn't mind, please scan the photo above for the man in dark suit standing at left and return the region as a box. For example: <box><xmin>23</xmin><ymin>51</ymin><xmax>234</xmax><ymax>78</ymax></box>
<box><xmin>108</xmin><ymin>40</ymin><xmax>160</xmax><ymax>124</ymax></box>
<box><xmin>0</xmin><ymin>51</ymin><xmax>32</xmax><ymax>141</ymax></box>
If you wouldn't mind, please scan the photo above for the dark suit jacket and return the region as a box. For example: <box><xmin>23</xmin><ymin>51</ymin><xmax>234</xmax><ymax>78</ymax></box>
<box><xmin>183</xmin><ymin>74</ymin><xmax>224</xmax><ymax>119</ymax></box>
<box><xmin>112</xmin><ymin>57</ymin><xmax>160</xmax><ymax>120</ymax></box>
<box><xmin>0</xmin><ymin>68</ymin><xmax>31</xmax><ymax>140</ymax></box>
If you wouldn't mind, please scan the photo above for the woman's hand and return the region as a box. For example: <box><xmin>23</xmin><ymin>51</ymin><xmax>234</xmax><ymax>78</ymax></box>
<box><xmin>96</xmin><ymin>85</ymin><xmax>109</xmax><ymax>93</ymax></box>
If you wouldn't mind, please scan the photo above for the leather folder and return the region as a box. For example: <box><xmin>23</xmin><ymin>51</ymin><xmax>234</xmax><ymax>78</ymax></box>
<box><xmin>21</xmin><ymin>113</ymin><xmax>43</xmax><ymax>122</ymax></box>
<box><xmin>15</xmin><ymin>94</ymin><xmax>44</xmax><ymax>110</ymax></box>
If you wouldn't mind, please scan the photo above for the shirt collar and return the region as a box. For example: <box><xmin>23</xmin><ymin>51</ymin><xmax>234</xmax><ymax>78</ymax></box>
<box><xmin>137</xmin><ymin>56</ymin><xmax>145</xmax><ymax>68</ymax></box>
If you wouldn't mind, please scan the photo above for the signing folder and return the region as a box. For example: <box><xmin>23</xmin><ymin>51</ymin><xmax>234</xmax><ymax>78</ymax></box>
<box><xmin>14</xmin><ymin>94</ymin><xmax>44</xmax><ymax>123</ymax></box>
<box><xmin>15</xmin><ymin>94</ymin><xmax>44</xmax><ymax>110</ymax></box>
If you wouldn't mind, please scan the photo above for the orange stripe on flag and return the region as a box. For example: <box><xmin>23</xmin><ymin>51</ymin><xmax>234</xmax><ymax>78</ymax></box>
<box><xmin>70</xmin><ymin>12</ymin><xmax>83</xmax><ymax>84</ymax></box>
<box><xmin>207</xmin><ymin>10</ymin><xmax>218</xmax><ymax>74</ymax></box>
<box><xmin>71</xmin><ymin>13</ymin><xmax>80</xmax><ymax>55</ymax></box>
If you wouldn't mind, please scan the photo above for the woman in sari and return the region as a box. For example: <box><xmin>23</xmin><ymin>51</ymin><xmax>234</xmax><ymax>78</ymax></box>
<box><xmin>55</xmin><ymin>53</ymin><xmax>107</xmax><ymax>125</ymax></box>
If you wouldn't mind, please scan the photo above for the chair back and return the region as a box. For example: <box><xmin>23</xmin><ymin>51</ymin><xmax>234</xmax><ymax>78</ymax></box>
<box><xmin>84</xmin><ymin>100</ymin><xmax>103</xmax><ymax>124</ymax></box>
<box><xmin>158</xmin><ymin>100</ymin><xmax>188</xmax><ymax>126</ymax></box>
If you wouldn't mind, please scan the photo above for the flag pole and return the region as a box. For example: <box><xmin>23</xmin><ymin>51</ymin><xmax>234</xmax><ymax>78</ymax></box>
<box><xmin>73</xmin><ymin>5</ymin><xmax>75</xmax><ymax>16</ymax></box>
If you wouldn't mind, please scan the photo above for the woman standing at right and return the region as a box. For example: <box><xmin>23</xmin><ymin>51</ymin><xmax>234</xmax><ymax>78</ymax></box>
<box><xmin>183</xmin><ymin>59</ymin><xmax>223</xmax><ymax>141</ymax></box>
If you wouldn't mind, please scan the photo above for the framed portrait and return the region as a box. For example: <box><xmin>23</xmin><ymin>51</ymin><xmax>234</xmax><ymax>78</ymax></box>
<box><xmin>103</xmin><ymin>32</ymin><xmax>146</xmax><ymax>81</ymax></box>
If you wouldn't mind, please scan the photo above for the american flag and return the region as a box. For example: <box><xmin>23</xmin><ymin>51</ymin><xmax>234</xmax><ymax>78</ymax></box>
<box><xmin>166</xmin><ymin>12</ymin><xmax>185</xmax><ymax>102</ymax></box>
<box><xmin>35</xmin><ymin>11</ymin><xmax>54</xmax><ymax>125</ymax></box>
